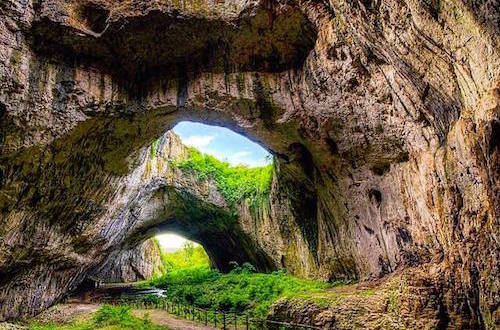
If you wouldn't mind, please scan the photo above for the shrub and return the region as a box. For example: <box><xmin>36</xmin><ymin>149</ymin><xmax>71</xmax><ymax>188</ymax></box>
<box><xmin>242</xmin><ymin>262</ymin><xmax>256</xmax><ymax>273</ymax></box>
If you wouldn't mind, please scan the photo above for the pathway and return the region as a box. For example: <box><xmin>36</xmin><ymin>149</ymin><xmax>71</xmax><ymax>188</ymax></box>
<box><xmin>133</xmin><ymin>309</ymin><xmax>216</xmax><ymax>330</ymax></box>
<box><xmin>30</xmin><ymin>303</ymin><xmax>217</xmax><ymax>330</ymax></box>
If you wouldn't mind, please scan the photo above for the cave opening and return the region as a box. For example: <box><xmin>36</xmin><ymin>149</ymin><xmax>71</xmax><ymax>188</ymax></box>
<box><xmin>88</xmin><ymin>120</ymin><xmax>276</xmax><ymax>283</ymax></box>
<box><xmin>144</xmin><ymin>121</ymin><xmax>275</xmax><ymax>274</ymax></box>
<box><xmin>171</xmin><ymin>121</ymin><xmax>273</xmax><ymax>168</ymax></box>
<box><xmin>155</xmin><ymin>233</ymin><xmax>211</xmax><ymax>271</ymax></box>
<box><xmin>70</xmin><ymin>121</ymin><xmax>282</xmax><ymax>308</ymax></box>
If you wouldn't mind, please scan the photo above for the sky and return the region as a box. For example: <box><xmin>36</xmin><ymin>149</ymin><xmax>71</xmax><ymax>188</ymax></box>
<box><xmin>156</xmin><ymin>121</ymin><xmax>272</xmax><ymax>251</ymax></box>
<box><xmin>172</xmin><ymin>121</ymin><xmax>271</xmax><ymax>167</ymax></box>
<box><xmin>155</xmin><ymin>233</ymin><xmax>200</xmax><ymax>252</ymax></box>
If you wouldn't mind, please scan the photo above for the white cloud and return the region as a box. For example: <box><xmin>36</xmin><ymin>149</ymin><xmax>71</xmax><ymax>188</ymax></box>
<box><xmin>226</xmin><ymin>151</ymin><xmax>253</xmax><ymax>166</ymax></box>
<box><xmin>232</xmin><ymin>151</ymin><xmax>251</xmax><ymax>159</ymax></box>
<box><xmin>183</xmin><ymin>135</ymin><xmax>215</xmax><ymax>148</ymax></box>
<box><xmin>239</xmin><ymin>157</ymin><xmax>271</xmax><ymax>167</ymax></box>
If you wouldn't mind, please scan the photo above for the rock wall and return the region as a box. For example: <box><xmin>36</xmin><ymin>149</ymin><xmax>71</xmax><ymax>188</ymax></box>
<box><xmin>0</xmin><ymin>129</ymin><xmax>278</xmax><ymax>319</ymax></box>
<box><xmin>90</xmin><ymin>239</ymin><xmax>164</xmax><ymax>283</ymax></box>
<box><xmin>268</xmin><ymin>267</ymin><xmax>448</xmax><ymax>329</ymax></box>
<box><xmin>0</xmin><ymin>0</ymin><xmax>498</xmax><ymax>327</ymax></box>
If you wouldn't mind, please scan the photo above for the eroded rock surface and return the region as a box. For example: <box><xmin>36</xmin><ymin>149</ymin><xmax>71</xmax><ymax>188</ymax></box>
<box><xmin>0</xmin><ymin>0</ymin><xmax>498</xmax><ymax>328</ymax></box>
<box><xmin>90</xmin><ymin>239</ymin><xmax>164</xmax><ymax>283</ymax></box>
<box><xmin>268</xmin><ymin>267</ymin><xmax>448</xmax><ymax>329</ymax></box>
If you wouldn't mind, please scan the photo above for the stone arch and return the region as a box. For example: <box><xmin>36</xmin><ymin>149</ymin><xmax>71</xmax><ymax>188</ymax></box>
<box><xmin>88</xmin><ymin>131</ymin><xmax>279</xmax><ymax>274</ymax></box>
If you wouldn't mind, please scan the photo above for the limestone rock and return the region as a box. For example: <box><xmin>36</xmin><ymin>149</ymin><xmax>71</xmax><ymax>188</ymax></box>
<box><xmin>0</xmin><ymin>0</ymin><xmax>498</xmax><ymax>327</ymax></box>
<box><xmin>90</xmin><ymin>239</ymin><xmax>164</xmax><ymax>283</ymax></box>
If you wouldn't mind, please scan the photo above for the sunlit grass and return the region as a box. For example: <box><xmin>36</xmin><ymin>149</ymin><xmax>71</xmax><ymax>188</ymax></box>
<box><xmin>174</xmin><ymin>147</ymin><xmax>273</xmax><ymax>208</ymax></box>
<box><xmin>149</xmin><ymin>266</ymin><xmax>333</xmax><ymax>319</ymax></box>
<box><xmin>152</xmin><ymin>240</ymin><xmax>209</xmax><ymax>274</ymax></box>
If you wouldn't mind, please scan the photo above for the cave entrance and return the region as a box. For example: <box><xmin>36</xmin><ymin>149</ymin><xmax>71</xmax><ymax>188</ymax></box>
<box><xmin>66</xmin><ymin>120</ymin><xmax>280</xmax><ymax>303</ymax></box>
<box><xmin>142</xmin><ymin>121</ymin><xmax>275</xmax><ymax>273</ymax></box>
<box><xmin>91</xmin><ymin>120</ymin><xmax>279</xmax><ymax>283</ymax></box>
<box><xmin>155</xmin><ymin>233</ymin><xmax>210</xmax><ymax>271</ymax></box>
<box><xmin>161</xmin><ymin>121</ymin><xmax>274</xmax><ymax>272</ymax></box>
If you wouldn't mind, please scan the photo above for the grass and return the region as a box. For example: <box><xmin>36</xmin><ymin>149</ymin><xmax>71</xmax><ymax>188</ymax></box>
<box><xmin>174</xmin><ymin>147</ymin><xmax>273</xmax><ymax>209</ymax></box>
<box><xmin>153</xmin><ymin>240</ymin><xmax>210</xmax><ymax>272</ymax></box>
<box><xmin>148</xmin><ymin>238</ymin><xmax>334</xmax><ymax>319</ymax></box>
<box><xmin>29</xmin><ymin>305</ymin><xmax>170</xmax><ymax>330</ymax></box>
<box><xmin>149</xmin><ymin>266</ymin><xmax>332</xmax><ymax>319</ymax></box>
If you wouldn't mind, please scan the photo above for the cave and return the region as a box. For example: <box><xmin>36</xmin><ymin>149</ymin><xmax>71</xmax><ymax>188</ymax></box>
<box><xmin>87</xmin><ymin>233</ymin><xmax>207</xmax><ymax>285</ymax></box>
<box><xmin>83</xmin><ymin>125</ymin><xmax>279</xmax><ymax>275</ymax></box>
<box><xmin>73</xmin><ymin>3</ymin><xmax>110</xmax><ymax>34</ymax></box>
<box><xmin>0</xmin><ymin>0</ymin><xmax>499</xmax><ymax>328</ymax></box>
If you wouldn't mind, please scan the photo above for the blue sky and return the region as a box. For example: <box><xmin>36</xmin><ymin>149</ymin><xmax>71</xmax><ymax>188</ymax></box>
<box><xmin>172</xmin><ymin>121</ymin><xmax>271</xmax><ymax>167</ymax></box>
<box><xmin>156</xmin><ymin>121</ymin><xmax>272</xmax><ymax>251</ymax></box>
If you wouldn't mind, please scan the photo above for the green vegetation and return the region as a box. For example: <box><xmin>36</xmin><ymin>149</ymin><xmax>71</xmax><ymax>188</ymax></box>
<box><xmin>153</xmin><ymin>240</ymin><xmax>210</xmax><ymax>272</ymax></box>
<box><xmin>29</xmin><ymin>305</ymin><xmax>170</xmax><ymax>330</ymax></box>
<box><xmin>149</xmin><ymin>265</ymin><xmax>331</xmax><ymax>319</ymax></box>
<box><xmin>174</xmin><ymin>148</ymin><xmax>273</xmax><ymax>209</ymax></box>
<box><xmin>151</xmin><ymin>138</ymin><xmax>159</xmax><ymax>158</ymax></box>
<box><xmin>148</xmin><ymin>239</ymin><xmax>333</xmax><ymax>319</ymax></box>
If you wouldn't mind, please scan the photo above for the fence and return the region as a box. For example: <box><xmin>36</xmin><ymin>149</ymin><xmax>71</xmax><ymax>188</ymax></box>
<box><xmin>121</xmin><ymin>299</ymin><xmax>323</xmax><ymax>330</ymax></box>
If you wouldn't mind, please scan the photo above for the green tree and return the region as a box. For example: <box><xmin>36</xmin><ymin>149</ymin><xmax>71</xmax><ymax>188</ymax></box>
<box><xmin>183</xmin><ymin>241</ymin><xmax>194</xmax><ymax>263</ymax></box>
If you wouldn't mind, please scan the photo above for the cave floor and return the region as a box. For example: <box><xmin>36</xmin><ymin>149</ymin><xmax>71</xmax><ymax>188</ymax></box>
<box><xmin>29</xmin><ymin>303</ymin><xmax>101</xmax><ymax>325</ymax></box>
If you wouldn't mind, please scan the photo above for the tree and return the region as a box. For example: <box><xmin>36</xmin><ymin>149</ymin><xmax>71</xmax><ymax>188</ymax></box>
<box><xmin>183</xmin><ymin>241</ymin><xmax>194</xmax><ymax>263</ymax></box>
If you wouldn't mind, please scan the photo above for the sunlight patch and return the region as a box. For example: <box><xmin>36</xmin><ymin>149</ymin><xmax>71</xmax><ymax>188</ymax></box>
<box><xmin>156</xmin><ymin>233</ymin><xmax>199</xmax><ymax>252</ymax></box>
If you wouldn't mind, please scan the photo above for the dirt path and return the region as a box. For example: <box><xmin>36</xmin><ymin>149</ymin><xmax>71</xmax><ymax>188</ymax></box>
<box><xmin>29</xmin><ymin>303</ymin><xmax>216</xmax><ymax>330</ymax></box>
<box><xmin>133</xmin><ymin>309</ymin><xmax>217</xmax><ymax>330</ymax></box>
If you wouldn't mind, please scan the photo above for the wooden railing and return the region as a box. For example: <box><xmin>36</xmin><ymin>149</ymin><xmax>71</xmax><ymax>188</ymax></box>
<box><xmin>123</xmin><ymin>299</ymin><xmax>324</xmax><ymax>330</ymax></box>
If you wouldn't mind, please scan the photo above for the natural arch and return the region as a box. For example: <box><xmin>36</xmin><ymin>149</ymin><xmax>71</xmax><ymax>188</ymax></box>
<box><xmin>85</xmin><ymin>131</ymin><xmax>278</xmax><ymax>274</ymax></box>
<box><xmin>0</xmin><ymin>0</ymin><xmax>499</xmax><ymax>327</ymax></box>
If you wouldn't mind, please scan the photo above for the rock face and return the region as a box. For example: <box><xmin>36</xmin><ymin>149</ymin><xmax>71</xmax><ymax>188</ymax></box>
<box><xmin>0</xmin><ymin>0</ymin><xmax>498</xmax><ymax>328</ymax></box>
<box><xmin>268</xmin><ymin>267</ymin><xmax>447</xmax><ymax>329</ymax></box>
<box><xmin>90</xmin><ymin>239</ymin><xmax>164</xmax><ymax>283</ymax></box>
<box><xmin>0</xmin><ymin>129</ymin><xmax>278</xmax><ymax>320</ymax></box>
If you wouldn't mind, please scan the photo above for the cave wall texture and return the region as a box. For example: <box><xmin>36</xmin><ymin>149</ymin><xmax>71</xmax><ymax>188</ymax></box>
<box><xmin>90</xmin><ymin>238</ymin><xmax>164</xmax><ymax>283</ymax></box>
<box><xmin>0</xmin><ymin>0</ymin><xmax>498</xmax><ymax>328</ymax></box>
